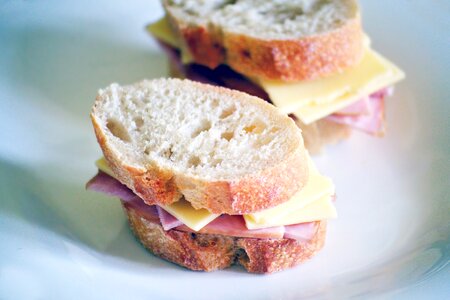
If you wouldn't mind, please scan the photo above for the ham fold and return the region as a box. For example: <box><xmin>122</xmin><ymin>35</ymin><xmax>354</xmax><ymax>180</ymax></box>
<box><xmin>156</xmin><ymin>206</ymin><xmax>183</xmax><ymax>230</ymax></box>
<box><xmin>86</xmin><ymin>172</ymin><xmax>317</xmax><ymax>241</ymax></box>
<box><xmin>334</xmin><ymin>97</ymin><xmax>371</xmax><ymax>116</ymax></box>
<box><xmin>326</xmin><ymin>94</ymin><xmax>386</xmax><ymax>135</ymax></box>
<box><xmin>284</xmin><ymin>222</ymin><xmax>318</xmax><ymax>241</ymax></box>
<box><xmin>86</xmin><ymin>171</ymin><xmax>137</xmax><ymax>202</ymax></box>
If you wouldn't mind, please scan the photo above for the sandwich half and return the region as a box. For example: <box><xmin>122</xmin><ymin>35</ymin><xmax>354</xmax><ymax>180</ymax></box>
<box><xmin>147</xmin><ymin>0</ymin><xmax>405</xmax><ymax>153</ymax></box>
<box><xmin>86</xmin><ymin>78</ymin><xmax>337</xmax><ymax>273</ymax></box>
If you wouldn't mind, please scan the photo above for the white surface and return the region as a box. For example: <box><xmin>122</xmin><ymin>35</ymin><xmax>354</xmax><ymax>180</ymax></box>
<box><xmin>0</xmin><ymin>1</ymin><xmax>449</xmax><ymax>299</ymax></box>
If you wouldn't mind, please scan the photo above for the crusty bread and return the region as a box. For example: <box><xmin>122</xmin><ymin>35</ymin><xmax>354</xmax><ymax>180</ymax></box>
<box><xmin>123</xmin><ymin>203</ymin><xmax>326</xmax><ymax>273</ymax></box>
<box><xmin>163</xmin><ymin>0</ymin><xmax>364</xmax><ymax>82</ymax></box>
<box><xmin>166</xmin><ymin>58</ymin><xmax>352</xmax><ymax>154</ymax></box>
<box><xmin>91</xmin><ymin>78</ymin><xmax>308</xmax><ymax>214</ymax></box>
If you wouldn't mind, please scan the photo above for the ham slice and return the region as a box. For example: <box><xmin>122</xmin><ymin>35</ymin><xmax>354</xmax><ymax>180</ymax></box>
<box><xmin>86</xmin><ymin>171</ymin><xmax>160</xmax><ymax>222</ymax></box>
<box><xmin>178</xmin><ymin>215</ymin><xmax>318</xmax><ymax>241</ymax></box>
<box><xmin>156</xmin><ymin>206</ymin><xmax>183</xmax><ymax>230</ymax></box>
<box><xmin>86</xmin><ymin>171</ymin><xmax>137</xmax><ymax>202</ymax></box>
<box><xmin>326</xmin><ymin>94</ymin><xmax>386</xmax><ymax>135</ymax></box>
<box><xmin>334</xmin><ymin>97</ymin><xmax>371</xmax><ymax>116</ymax></box>
<box><xmin>284</xmin><ymin>222</ymin><xmax>318</xmax><ymax>241</ymax></box>
<box><xmin>86</xmin><ymin>172</ymin><xmax>316</xmax><ymax>241</ymax></box>
<box><xmin>122</xmin><ymin>200</ymin><xmax>160</xmax><ymax>223</ymax></box>
<box><xmin>332</xmin><ymin>87</ymin><xmax>393</xmax><ymax>117</ymax></box>
<box><xmin>176</xmin><ymin>215</ymin><xmax>285</xmax><ymax>239</ymax></box>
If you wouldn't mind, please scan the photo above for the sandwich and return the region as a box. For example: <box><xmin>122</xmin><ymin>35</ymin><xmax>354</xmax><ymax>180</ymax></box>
<box><xmin>147</xmin><ymin>0</ymin><xmax>405</xmax><ymax>153</ymax></box>
<box><xmin>86</xmin><ymin>78</ymin><xmax>337</xmax><ymax>273</ymax></box>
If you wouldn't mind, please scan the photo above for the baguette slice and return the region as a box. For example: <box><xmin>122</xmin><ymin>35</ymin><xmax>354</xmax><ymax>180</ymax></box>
<box><xmin>163</xmin><ymin>0</ymin><xmax>364</xmax><ymax>82</ymax></box>
<box><xmin>166</xmin><ymin>54</ymin><xmax>352</xmax><ymax>154</ymax></box>
<box><xmin>91</xmin><ymin>78</ymin><xmax>308</xmax><ymax>214</ymax></box>
<box><xmin>124</xmin><ymin>203</ymin><xmax>326</xmax><ymax>273</ymax></box>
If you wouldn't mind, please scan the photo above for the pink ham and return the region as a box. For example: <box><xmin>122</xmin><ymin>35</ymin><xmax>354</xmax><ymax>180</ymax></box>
<box><xmin>175</xmin><ymin>215</ymin><xmax>285</xmax><ymax>239</ymax></box>
<box><xmin>284</xmin><ymin>222</ymin><xmax>318</xmax><ymax>241</ymax></box>
<box><xmin>86</xmin><ymin>171</ymin><xmax>159</xmax><ymax>222</ymax></box>
<box><xmin>333</xmin><ymin>87</ymin><xmax>393</xmax><ymax>116</ymax></box>
<box><xmin>372</xmin><ymin>87</ymin><xmax>394</xmax><ymax>99</ymax></box>
<box><xmin>334</xmin><ymin>97</ymin><xmax>371</xmax><ymax>116</ymax></box>
<box><xmin>86</xmin><ymin>171</ymin><xmax>138</xmax><ymax>202</ymax></box>
<box><xmin>122</xmin><ymin>199</ymin><xmax>160</xmax><ymax>223</ymax></box>
<box><xmin>326</xmin><ymin>94</ymin><xmax>386</xmax><ymax>135</ymax></box>
<box><xmin>156</xmin><ymin>206</ymin><xmax>183</xmax><ymax>230</ymax></box>
<box><xmin>86</xmin><ymin>172</ymin><xmax>316</xmax><ymax>241</ymax></box>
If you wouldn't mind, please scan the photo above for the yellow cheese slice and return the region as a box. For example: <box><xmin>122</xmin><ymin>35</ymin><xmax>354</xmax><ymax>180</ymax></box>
<box><xmin>245</xmin><ymin>195</ymin><xmax>337</xmax><ymax>229</ymax></box>
<box><xmin>147</xmin><ymin>18</ymin><xmax>193</xmax><ymax>64</ymax></box>
<box><xmin>95</xmin><ymin>157</ymin><xmax>115</xmax><ymax>178</ymax></box>
<box><xmin>146</xmin><ymin>18</ymin><xmax>179</xmax><ymax>48</ymax></box>
<box><xmin>161</xmin><ymin>199</ymin><xmax>219</xmax><ymax>231</ymax></box>
<box><xmin>95</xmin><ymin>157</ymin><xmax>219</xmax><ymax>231</ymax></box>
<box><xmin>258</xmin><ymin>49</ymin><xmax>405</xmax><ymax>124</ymax></box>
<box><xmin>246</xmin><ymin>158</ymin><xmax>335</xmax><ymax>224</ymax></box>
<box><xmin>293</xmin><ymin>51</ymin><xmax>405</xmax><ymax>124</ymax></box>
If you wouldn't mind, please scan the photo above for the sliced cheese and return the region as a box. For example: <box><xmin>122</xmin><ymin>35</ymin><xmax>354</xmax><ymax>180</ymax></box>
<box><xmin>95</xmin><ymin>157</ymin><xmax>219</xmax><ymax>231</ymax></box>
<box><xmin>161</xmin><ymin>199</ymin><xmax>219</xmax><ymax>231</ymax></box>
<box><xmin>293</xmin><ymin>51</ymin><xmax>405</xmax><ymax>124</ymax></box>
<box><xmin>146</xmin><ymin>17</ymin><xmax>179</xmax><ymax>48</ymax></box>
<box><xmin>245</xmin><ymin>196</ymin><xmax>337</xmax><ymax>229</ymax></box>
<box><xmin>95</xmin><ymin>157</ymin><xmax>115</xmax><ymax>178</ymax></box>
<box><xmin>147</xmin><ymin>18</ymin><xmax>193</xmax><ymax>64</ymax></box>
<box><xmin>258</xmin><ymin>49</ymin><xmax>405</xmax><ymax>124</ymax></box>
<box><xmin>246</xmin><ymin>157</ymin><xmax>334</xmax><ymax>224</ymax></box>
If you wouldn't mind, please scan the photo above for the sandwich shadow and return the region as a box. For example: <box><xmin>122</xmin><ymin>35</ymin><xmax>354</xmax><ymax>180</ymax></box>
<box><xmin>0</xmin><ymin>159</ymin><xmax>183</xmax><ymax>272</ymax></box>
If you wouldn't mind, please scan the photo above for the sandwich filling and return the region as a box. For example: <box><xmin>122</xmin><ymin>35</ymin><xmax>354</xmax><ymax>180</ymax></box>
<box><xmin>87</xmin><ymin>156</ymin><xmax>336</xmax><ymax>241</ymax></box>
<box><xmin>147</xmin><ymin>17</ymin><xmax>404</xmax><ymax>136</ymax></box>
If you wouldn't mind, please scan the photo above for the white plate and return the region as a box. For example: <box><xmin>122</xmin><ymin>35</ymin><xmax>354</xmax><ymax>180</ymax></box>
<box><xmin>0</xmin><ymin>1</ymin><xmax>449</xmax><ymax>299</ymax></box>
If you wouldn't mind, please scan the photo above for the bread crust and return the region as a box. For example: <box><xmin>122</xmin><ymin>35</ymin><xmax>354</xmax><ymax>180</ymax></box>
<box><xmin>91</xmin><ymin>79</ymin><xmax>309</xmax><ymax>214</ymax></box>
<box><xmin>124</xmin><ymin>203</ymin><xmax>327</xmax><ymax>273</ymax></box>
<box><xmin>173</xmin><ymin>145</ymin><xmax>308</xmax><ymax>214</ymax></box>
<box><xmin>170</xmin><ymin>16</ymin><xmax>225</xmax><ymax>69</ymax></box>
<box><xmin>224</xmin><ymin>18</ymin><xmax>364</xmax><ymax>82</ymax></box>
<box><xmin>164</xmin><ymin>3</ymin><xmax>364</xmax><ymax>82</ymax></box>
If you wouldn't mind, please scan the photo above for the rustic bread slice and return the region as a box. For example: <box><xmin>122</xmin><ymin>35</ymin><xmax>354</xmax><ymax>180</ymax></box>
<box><xmin>163</xmin><ymin>0</ymin><xmax>364</xmax><ymax>81</ymax></box>
<box><xmin>166</xmin><ymin>55</ymin><xmax>352</xmax><ymax>154</ymax></box>
<box><xmin>124</xmin><ymin>203</ymin><xmax>326</xmax><ymax>273</ymax></box>
<box><xmin>91</xmin><ymin>78</ymin><xmax>308</xmax><ymax>214</ymax></box>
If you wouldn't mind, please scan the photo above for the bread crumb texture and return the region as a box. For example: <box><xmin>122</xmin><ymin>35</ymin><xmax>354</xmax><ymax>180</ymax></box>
<box><xmin>93</xmin><ymin>78</ymin><xmax>302</xmax><ymax>181</ymax></box>
<box><xmin>165</xmin><ymin>0</ymin><xmax>358</xmax><ymax>39</ymax></box>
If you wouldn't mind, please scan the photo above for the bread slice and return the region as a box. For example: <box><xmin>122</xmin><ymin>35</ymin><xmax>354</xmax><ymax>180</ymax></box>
<box><xmin>124</xmin><ymin>203</ymin><xmax>326</xmax><ymax>273</ymax></box>
<box><xmin>163</xmin><ymin>0</ymin><xmax>364</xmax><ymax>82</ymax></box>
<box><xmin>91</xmin><ymin>78</ymin><xmax>308</xmax><ymax>214</ymax></box>
<box><xmin>166</xmin><ymin>57</ymin><xmax>352</xmax><ymax>154</ymax></box>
